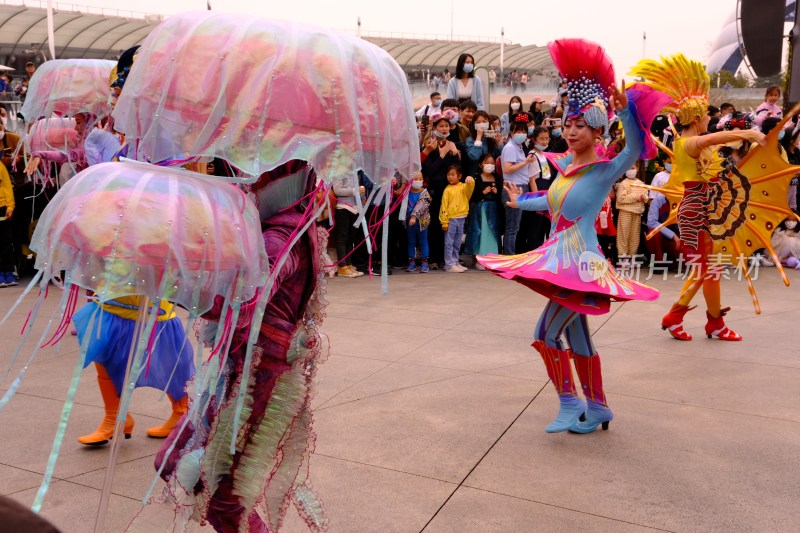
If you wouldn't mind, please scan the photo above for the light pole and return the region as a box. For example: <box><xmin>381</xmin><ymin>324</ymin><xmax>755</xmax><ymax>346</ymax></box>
<box><xmin>500</xmin><ymin>27</ymin><xmax>505</xmax><ymax>80</ymax></box>
<box><xmin>642</xmin><ymin>31</ymin><xmax>646</xmax><ymax>59</ymax></box>
<box><xmin>450</xmin><ymin>1</ymin><xmax>454</xmax><ymax>41</ymax></box>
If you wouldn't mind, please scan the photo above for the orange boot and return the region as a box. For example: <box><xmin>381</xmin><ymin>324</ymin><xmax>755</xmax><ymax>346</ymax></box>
<box><xmin>661</xmin><ymin>303</ymin><xmax>695</xmax><ymax>341</ymax></box>
<box><xmin>146</xmin><ymin>395</ymin><xmax>188</xmax><ymax>438</ymax></box>
<box><xmin>705</xmin><ymin>308</ymin><xmax>742</xmax><ymax>341</ymax></box>
<box><xmin>78</xmin><ymin>366</ymin><xmax>134</xmax><ymax>446</ymax></box>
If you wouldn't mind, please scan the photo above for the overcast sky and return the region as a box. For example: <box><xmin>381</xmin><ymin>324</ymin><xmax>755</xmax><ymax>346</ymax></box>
<box><xmin>81</xmin><ymin>0</ymin><xmax>738</xmax><ymax>78</ymax></box>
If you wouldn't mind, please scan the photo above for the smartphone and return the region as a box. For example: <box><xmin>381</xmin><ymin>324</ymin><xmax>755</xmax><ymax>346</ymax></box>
<box><xmin>420</xmin><ymin>115</ymin><xmax>430</xmax><ymax>127</ymax></box>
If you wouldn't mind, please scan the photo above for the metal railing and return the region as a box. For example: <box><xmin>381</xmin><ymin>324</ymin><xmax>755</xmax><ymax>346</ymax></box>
<box><xmin>339</xmin><ymin>28</ymin><xmax>511</xmax><ymax>45</ymax></box>
<box><xmin>0</xmin><ymin>0</ymin><xmax>162</xmax><ymax>21</ymax></box>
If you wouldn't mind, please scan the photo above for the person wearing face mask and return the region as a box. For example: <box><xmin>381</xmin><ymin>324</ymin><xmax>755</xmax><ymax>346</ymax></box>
<box><xmin>500</xmin><ymin>112</ymin><xmax>539</xmax><ymax>255</ymax></box>
<box><xmin>465</xmin><ymin>110</ymin><xmax>501</xmax><ymax>179</ymax></box>
<box><xmin>500</xmin><ymin>96</ymin><xmax>523</xmax><ymax>139</ymax></box>
<box><xmin>547</xmin><ymin>120</ymin><xmax>568</xmax><ymax>153</ymax></box>
<box><xmin>649</xmin><ymin>159</ymin><xmax>672</xmax><ymax>200</ymax></box>
<box><xmin>405</xmin><ymin>172</ymin><xmax>432</xmax><ymax>272</ymax></box>
<box><xmin>443</xmin><ymin>98</ymin><xmax>469</xmax><ymax>143</ymax></box>
<box><xmin>615</xmin><ymin>162</ymin><xmax>650</xmax><ymax>259</ymax></box>
<box><xmin>523</xmin><ymin>126</ymin><xmax>555</xmax><ymax>251</ymax></box>
<box><xmin>466</xmin><ymin>153</ymin><xmax>501</xmax><ymax>268</ymax></box>
<box><xmin>420</xmin><ymin>99</ymin><xmax>468</xmax><ymax>145</ymax></box>
<box><xmin>422</xmin><ymin>111</ymin><xmax>463</xmax><ymax>268</ymax></box>
<box><xmin>761</xmin><ymin>117</ymin><xmax>789</xmax><ymax>162</ymax></box>
<box><xmin>446</xmin><ymin>53</ymin><xmax>485</xmax><ymax>110</ymax></box>
<box><xmin>416</xmin><ymin>91</ymin><xmax>443</xmax><ymax>118</ymax></box>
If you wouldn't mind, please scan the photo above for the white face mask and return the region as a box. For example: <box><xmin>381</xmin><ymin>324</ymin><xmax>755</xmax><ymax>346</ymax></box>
<box><xmin>786</xmin><ymin>220</ymin><xmax>798</xmax><ymax>230</ymax></box>
<box><xmin>510</xmin><ymin>102</ymin><xmax>521</xmax><ymax>111</ymax></box>
<box><xmin>475</xmin><ymin>122</ymin><xmax>489</xmax><ymax>130</ymax></box>
<box><xmin>483</xmin><ymin>164</ymin><xmax>495</xmax><ymax>174</ymax></box>
<box><xmin>412</xmin><ymin>180</ymin><xmax>423</xmax><ymax>189</ymax></box>
<box><xmin>625</xmin><ymin>169</ymin><xmax>638</xmax><ymax>179</ymax></box>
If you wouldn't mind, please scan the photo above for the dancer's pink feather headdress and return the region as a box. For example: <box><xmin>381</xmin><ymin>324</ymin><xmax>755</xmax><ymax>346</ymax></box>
<box><xmin>547</xmin><ymin>38</ymin><xmax>615</xmax><ymax>133</ymax></box>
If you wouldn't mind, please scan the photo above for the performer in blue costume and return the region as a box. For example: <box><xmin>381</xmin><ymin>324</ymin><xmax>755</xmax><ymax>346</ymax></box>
<box><xmin>478</xmin><ymin>39</ymin><xmax>670</xmax><ymax>434</ymax></box>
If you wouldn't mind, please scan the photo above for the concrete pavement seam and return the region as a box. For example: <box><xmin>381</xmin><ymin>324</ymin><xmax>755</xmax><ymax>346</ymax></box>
<box><xmin>596</xmin><ymin>344</ymin><xmax>800</xmax><ymax>370</ymax></box>
<box><xmin>313</xmin><ymin>453</ymin><xmax>460</xmax><ymax>486</ymax></box>
<box><xmin>419</xmin><ymin>382</ymin><xmax>547</xmax><ymax>532</ymax></box>
<box><xmin>606</xmin><ymin>391</ymin><xmax>800</xmax><ymax>424</ymax></box>
<box><xmin>316</xmin><ymin>355</ymin><xmax>548</xmax><ymax>411</ymax></box>
<box><xmin>457</xmin><ymin>484</ymin><xmax>677</xmax><ymax>532</ymax></box>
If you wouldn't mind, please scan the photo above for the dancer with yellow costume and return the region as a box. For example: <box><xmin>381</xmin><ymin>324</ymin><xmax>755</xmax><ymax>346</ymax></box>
<box><xmin>632</xmin><ymin>54</ymin><xmax>800</xmax><ymax>341</ymax></box>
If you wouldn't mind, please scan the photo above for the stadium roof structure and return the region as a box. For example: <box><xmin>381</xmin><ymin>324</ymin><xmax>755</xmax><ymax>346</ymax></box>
<box><xmin>0</xmin><ymin>2</ymin><xmax>555</xmax><ymax>76</ymax></box>
<box><xmin>361</xmin><ymin>35</ymin><xmax>556</xmax><ymax>75</ymax></box>
<box><xmin>0</xmin><ymin>1</ymin><xmax>162</xmax><ymax>67</ymax></box>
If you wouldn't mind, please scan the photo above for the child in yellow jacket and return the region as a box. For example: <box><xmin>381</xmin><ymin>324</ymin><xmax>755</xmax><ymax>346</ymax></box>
<box><xmin>0</xmin><ymin>164</ymin><xmax>17</xmax><ymax>287</ymax></box>
<box><xmin>440</xmin><ymin>165</ymin><xmax>475</xmax><ymax>272</ymax></box>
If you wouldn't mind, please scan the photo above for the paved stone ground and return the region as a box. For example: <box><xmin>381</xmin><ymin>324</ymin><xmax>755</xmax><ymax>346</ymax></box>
<box><xmin>1</xmin><ymin>267</ymin><xmax>799</xmax><ymax>532</ymax></box>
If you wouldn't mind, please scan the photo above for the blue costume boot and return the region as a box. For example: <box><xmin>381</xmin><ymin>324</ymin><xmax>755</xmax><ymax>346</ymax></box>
<box><xmin>533</xmin><ymin>340</ymin><xmax>586</xmax><ymax>433</ymax></box>
<box><xmin>570</xmin><ymin>352</ymin><xmax>613</xmax><ymax>433</ymax></box>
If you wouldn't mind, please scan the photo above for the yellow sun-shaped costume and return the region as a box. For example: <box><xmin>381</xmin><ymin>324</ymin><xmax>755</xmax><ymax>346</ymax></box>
<box><xmin>631</xmin><ymin>54</ymin><xmax>800</xmax><ymax>318</ymax></box>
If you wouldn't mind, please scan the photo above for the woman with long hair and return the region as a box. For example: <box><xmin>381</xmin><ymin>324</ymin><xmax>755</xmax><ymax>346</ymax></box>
<box><xmin>446</xmin><ymin>53</ymin><xmax>485</xmax><ymax>110</ymax></box>
<box><xmin>500</xmin><ymin>95</ymin><xmax>523</xmax><ymax>138</ymax></box>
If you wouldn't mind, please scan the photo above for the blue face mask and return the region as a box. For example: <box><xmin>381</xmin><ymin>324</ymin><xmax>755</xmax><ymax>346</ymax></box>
<box><xmin>450</xmin><ymin>113</ymin><xmax>460</xmax><ymax>124</ymax></box>
<box><xmin>779</xmin><ymin>130</ymin><xmax>786</xmax><ymax>141</ymax></box>
<box><xmin>528</xmin><ymin>126</ymin><xmax>535</xmax><ymax>136</ymax></box>
<box><xmin>534</xmin><ymin>144</ymin><xmax>548</xmax><ymax>151</ymax></box>
<box><xmin>433</xmin><ymin>99</ymin><xmax>442</xmax><ymax>106</ymax></box>
<box><xmin>551</xmin><ymin>128</ymin><xmax>562</xmax><ymax>138</ymax></box>
<box><xmin>512</xmin><ymin>133</ymin><xmax>527</xmax><ymax>145</ymax></box>
<box><xmin>665</xmin><ymin>163</ymin><xmax>673</xmax><ymax>172</ymax></box>
<box><xmin>463</xmin><ymin>63</ymin><xmax>474</xmax><ymax>73</ymax></box>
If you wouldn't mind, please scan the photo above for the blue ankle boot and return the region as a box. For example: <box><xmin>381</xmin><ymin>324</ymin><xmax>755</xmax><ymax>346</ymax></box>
<box><xmin>533</xmin><ymin>340</ymin><xmax>587</xmax><ymax>433</ymax></box>
<box><xmin>546</xmin><ymin>394</ymin><xmax>587</xmax><ymax>433</ymax></box>
<box><xmin>569</xmin><ymin>400</ymin><xmax>613</xmax><ymax>434</ymax></box>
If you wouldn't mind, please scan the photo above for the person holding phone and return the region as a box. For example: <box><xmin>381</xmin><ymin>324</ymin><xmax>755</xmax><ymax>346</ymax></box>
<box><xmin>546</xmin><ymin>117</ymin><xmax>568</xmax><ymax>153</ymax></box>
<box><xmin>500</xmin><ymin>112</ymin><xmax>538</xmax><ymax>254</ymax></box>
<box><xmin>464</xmin><ymin>110</ymin><xmax>501</xmax><ymax>179</ymax></box>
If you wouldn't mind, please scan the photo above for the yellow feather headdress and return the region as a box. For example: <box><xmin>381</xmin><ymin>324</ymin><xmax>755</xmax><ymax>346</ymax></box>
<box><xmin>629</xmin><ymin>53</ymin><xmax>709</xmax><ymax>126</ymax></box>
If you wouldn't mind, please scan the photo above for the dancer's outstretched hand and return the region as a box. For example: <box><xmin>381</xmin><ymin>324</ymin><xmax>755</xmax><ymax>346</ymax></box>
<box><xmin>609</xmin><ymin>80</ymin><xmax>628</xmax><ymax>111</ymax></box>
<box><xmin>504</xmin><ymin>182</ymin><xmax>521</xmax><ymax>208</ymax></box>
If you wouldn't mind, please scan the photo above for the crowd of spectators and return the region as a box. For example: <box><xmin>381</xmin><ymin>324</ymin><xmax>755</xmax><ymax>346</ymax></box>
<box><xmin>326</xmin><ymin>76</ymin><xmax>800</xmax><ymax>279</ymax></box>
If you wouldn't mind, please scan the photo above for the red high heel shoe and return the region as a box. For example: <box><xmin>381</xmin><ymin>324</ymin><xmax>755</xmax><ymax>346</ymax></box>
<box><xmin>661</xmin><ymin>303</ymin><xmax>695</xmax><ymax>341</ymax></box>
<box><xmin>705</xmin><ymin>308</ymin><xmax>742</xmax><ymax>341</ymax></box>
